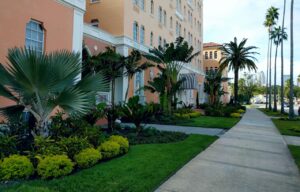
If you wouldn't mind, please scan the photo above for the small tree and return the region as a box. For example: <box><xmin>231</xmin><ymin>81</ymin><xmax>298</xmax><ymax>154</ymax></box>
<box><xmin>0</xmin><ymin>48</ymin><xmax>108</xmax><ymax>136</ymax></box>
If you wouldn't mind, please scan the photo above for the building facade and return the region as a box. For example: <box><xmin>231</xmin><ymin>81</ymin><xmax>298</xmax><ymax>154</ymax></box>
<box><xmin>203</xmin><ymin>42</ymin><xmax>230</xmax><ymax>104</ymax></box>
<box><xmin>83</xmin><ymin>0</ymin><xmax>204</xmax><ymax>105</ymax></box>
<box><xmin>0</xmin><ymin>0</ymin><xmax>86</xmax><ymax>119</ymax></box>
<box><xmin>0</xmin><ymin>0</ymin><xmax>204</xmax><ymax>115</ymax></box>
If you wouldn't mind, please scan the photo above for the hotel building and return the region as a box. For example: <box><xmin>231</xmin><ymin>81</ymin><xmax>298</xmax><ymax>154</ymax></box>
<box><xmin>0</xmin><ymin>0</ymin><xmax>204</xmax><ymax>115</ymax></box>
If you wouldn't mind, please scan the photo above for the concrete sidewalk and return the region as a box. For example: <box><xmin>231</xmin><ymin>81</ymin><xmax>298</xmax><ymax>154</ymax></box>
<box><xmin>156</xmin><ymin>108</ymin><xmax>300</xmax><ymax>192</ymax></box>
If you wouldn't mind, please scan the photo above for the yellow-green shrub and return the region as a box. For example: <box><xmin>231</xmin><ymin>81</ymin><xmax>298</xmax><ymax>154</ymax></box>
<box><xmin>98</xmin><ymin>141</ymin><xmax>120</xmax><ymax>159</ymax></box>
<box><xmin>230</xmin><ymin>113</ymin><xmax>241</xmax><ymax>118</ymax></box>
<box><xmin>109</xmin><ymin>135</ymin><xmax>129</xmax><ymax>154</ymax></box>
<box><xmin>0</xmin><ymin>155</ymin><xmax>34</xmax><ymax>180</ymax></box>
<box><xmin>174</xmin><ymin>113</ymin><xmax>190</xmax><ymax>119</ymax></box>
<box><xmin>37</xmin><ymin>155</ymin><xmax>73</xmax><ymax>179</ymax></box>
<box><xmin>74</xmin><ymin>148</ymin><xmax>101</xmax><ymax>169</ymax></box>
<box><xmin>237</xmin><ymin>109</ymin><xmax>245</xmax><ymax>113</ymax></box>
<box><xmin>189</xmin><ymin>112</ymin><xmax>202</xmax><ymax>118</ymax></box>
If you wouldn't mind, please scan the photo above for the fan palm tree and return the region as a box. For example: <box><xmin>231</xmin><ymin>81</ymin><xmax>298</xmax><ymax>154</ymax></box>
<box><xmin>280</xmin><ymin>0</ymin><xmax>287</xmax><ymax>114</ymax></box>
<box><xmin>124</xmin><ymin>50</ymin><xmax>153</xmax><ymax>101</ymax></box>
<box><xmin>289</xmin><ymin>0</ymin><xmax>295</xmax><ymax>119</ymax></box>
<box><xmin>220</xmin><ymin>37</ymin><xmax>258</xmax><ymax>105</ymax></box>
<box><xmin>270</xmin><ymin>26</ymin><xmax>288</xmax><ymax>112</ymax></box>
<box><xmin>0</xmin><ymin>48</ymin><xmax>108</xmax><ymax>136</ymax></box>
<box><xmin>145</xmin><ymin>37</ymin><xmax>200</xmax><ymax>114</ymax></box>
<box><xmin>204</xmin><ymin>70</ymin><xmax>230</xmax><ymax>106</ymax></box>
<box><xmin>264</xmin><ymin>6</ymin><xmax>279</xmax><ymax>110</ymax></box>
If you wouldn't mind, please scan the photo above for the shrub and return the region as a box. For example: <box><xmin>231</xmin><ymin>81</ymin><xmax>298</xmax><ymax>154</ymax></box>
<box><xmin>34</xmin><ymin>136</ymin><xmax>64</xmax><ymax>156</ymax></box>
<box><xmin>230</xmin><ymin>113</ymin><xmax>241</xmax><ymax>118</ymax></box>
<box><xmin>82</xmin><ymin>126</ymin><xmax>105</xmax><ymax>147</ymax></box>
<box><xmin>205</xmin><ymin>107</ymin><xmax>224</xmax><ymax>117</ymax></box>
<box><xmin>0</xmin><ymin>135</ymin><xmax>18</xmax><ymax>159</ymax></box>
<box><xmin>37</xmin><ymin>155</ymin><xmax>73</xmax><ymax>179</ymax></box>
<box><xmin>199</xmin><ymin>103</ymin><xmax>209</xmax><ymax>109</ymax></box>
<box><xmin>0</xmin><ymin>155</ymin><xmax>34</xmax><ymax>180</ymax></box>
<box><xmin>174</xmin><ymin>113</ymin><xmax>190</xmax><ymax>119</ymax></box>
<box><xmin>237</xmin><ymin>109</ymin><xmax>245</xmax><ymax>113</ymax></box>
<box><xmin>74</xmin><ymin>148</ymin><xmax>101</xmax><ymax>169</ymax></box>
<box><xmin>188</xmin><ymin>112</ymin><xmax>202</xmax><ymax>118</ymax></box>
<box><xmin>58</xmin><ymin>137</ymin><xmax>91</xmax><ymax>159</ymax></box>
<box><xmin>98</xmin><ymin>141</ymin><xmax>120</xmax><ymax>159</ymax></box>
<box><xmin>109</xmin><ymin>135</ymin><xmax>129</xmax><ymax>154</ymax></box>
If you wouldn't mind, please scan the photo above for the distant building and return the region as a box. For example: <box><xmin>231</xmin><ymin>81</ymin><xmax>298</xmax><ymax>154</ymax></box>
<box><xmin>203</xmin><ymin>42</ymin><xmax>230</xmax><ymax>104</ymax></box>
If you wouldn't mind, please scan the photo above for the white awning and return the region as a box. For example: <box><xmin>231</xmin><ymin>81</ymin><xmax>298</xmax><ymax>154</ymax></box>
<box><xmin>179</xmin><ymin>73</ymin><xmax>198</xmax><ymax>90</ymax></box>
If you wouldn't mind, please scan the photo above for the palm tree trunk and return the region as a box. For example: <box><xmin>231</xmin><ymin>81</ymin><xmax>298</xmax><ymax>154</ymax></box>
<box><xmin>125</xmin><ymin>77</ymin><xmax>131</xmax><ymax>102</ymax></box>
<box><xmin>234</xmin><ymin>69</ymin><xmax>239</xmax><ymax>105</ymax></box>
<box><xmin>266</xmin><ymin>37</ymin><xmax>270</xmax><ymax>109</ymax></box>
<box><xmin>289</xmin><ymin>0</ymin><xmax>295</xmax><ymax>119</ymax></box>
<box><xmin>273</xmin><ymin>45</ymin><xmax>278</xmax><ymax>111</ymax></box>
<box><xmin>111</xmin><ymin>79</ymin><xmax>116</xmax><ymax>131</ymax></box>
<box><xmin>281</xmin><ymin>0</ymin><xmax>286</xmax><ymax>114</ymax></box>
<box><xmin>269</xmin><ymin>38</ymin><xmax>273</xmax><ymax>110</ymax></box>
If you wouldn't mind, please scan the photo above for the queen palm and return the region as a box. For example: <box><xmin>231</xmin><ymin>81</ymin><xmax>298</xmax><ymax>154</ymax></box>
<box><xmin>264</xmin><ymin>6</ymin><xmax>279</xmax><ymax>110</ymax></box>
<box><xmin>270</xmin><ymin>26</ymin><xmax>288</xmax><ymax>112</ymax></box>
<box><xmin>220</xmin><ymin>37</ymin><xmax>258</xmax><ymax>105</ymax></box>
<box><xmin>289</xmin><ymin>0</ymin><xmax>295</xmax><ymax>119</ymax></box>
<box><xmin>280</xmin><ymin>0</ymin><xmax>287</xmax><ymax>114</ymax></box>
<box><xmin>0</xmin><ymin>48</ymin><xmax>108</xmax><ymax>136</ymax></box>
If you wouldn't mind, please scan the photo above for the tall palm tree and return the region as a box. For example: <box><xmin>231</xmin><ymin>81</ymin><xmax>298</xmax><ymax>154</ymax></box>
<box><xmin>264</xmin><ymin>6</ymin><xmax>279</xmax><ymax>110</ymax></box>
<box><xmin>220</xmin><ymin>37</ymin><xmax>258</xmax><ymax>105</ymax></box>
<box><xmin>145</xmin><ymin>37</ymin><xmax>200</xmax><ymax>114</ymax></box>
<box><xmin>289</xmin><ymin>0</ymin><xmax>295</xmax><ymax>119</ymax></box>
<box><xmin>270</xmin><ymin>26</ymin><xmax>288</xmax><ymax>112</ymax></box>
<box><xmin>0</xmin><ymin>48</ymin><xmax>108</xmax><ymax>136</ymax></box>
<box><xmin>281</xmin><ymin>0</ymin><xmax>287</xmax><ymax>114</ymax></box>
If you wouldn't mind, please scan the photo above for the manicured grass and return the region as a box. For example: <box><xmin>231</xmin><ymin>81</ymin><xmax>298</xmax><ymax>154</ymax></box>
<box><xmin>258</xmin><ymin>108</ymin><xmax>287</xmax><ymax>117</ymax></box>
<box><xmin>0</xmin><ymin>135</ymin><xmax>217</xmax><ymax>192</ymax></box>
<box><xmin>288</xmin><ymin>145</ymin><xmax>300</xmax><ymax>171</ymax></box>
<box><xmin>177</xmin><ymin>116</ymin><xmax>240</xmax><ymax>129</ymax></box>
<box><xmin>272</xmin><ymin>119</ymin><xmax>300</xmax><ymax>136</ymax></box>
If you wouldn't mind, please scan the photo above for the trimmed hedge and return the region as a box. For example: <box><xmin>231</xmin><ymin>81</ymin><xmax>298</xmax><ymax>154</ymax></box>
<box><xmin>230</xmin><ymin>113</ymin><xmax>241</xmax><ymax>118</ymax></box>
<box><xmin>0</xmin><ymin>155</ymin><xmax>34</xmax><ymax>180</ymax></box>
<box><xmin>98</xmin><ymin>141</ymin><xmax>120</xmax><ymax>159</ymax></box>
<box><xmin>74</xmin><ymin>148</ymin><xmax>102</xmax><ymax>169</ymax></box>
<box><xmin>109</xmin><ymin>135</ymin><xmax>129</xmax><ymax>154</ymax></box>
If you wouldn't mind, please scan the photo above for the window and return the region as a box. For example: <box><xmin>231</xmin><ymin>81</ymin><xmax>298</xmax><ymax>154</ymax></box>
<box><xmin>205</xmin><ymin>52</ymin><xmax>208</xmax><ymax>59</ymax></box>
<box><xmin>215</xmin><ymin>67</ymin><xmax>218</xmax><ymax>72</ymax></box>
<box><xmin>209</xmin><ymin>51</ymin><xmax>213</xmax><ymax>59</ymax></box>
<box><xmin>176</xmin><ymin>0</ymin><xmax>182</xmax><ymax>12</ymax></box>
<box><xmin>133</xmin><ymin>0</ymin><xmax>138</xmax><ymax>6</ymax></box>
<box><xmin>176</xmin><ymin>22</ymin><xmax>179</xmax><ymax>37</ymax></box>
<box><xmin>140</xmin><ymin>25</ymin><xmax>145</xmax><ymax>44</ymax></box>
<box><xmin>163</xmin><ymin>39</ymin><xmax>167</xmax><ymax>46</ymax></box>
<box><xmin>159</xmin><ymin>6</ymin><xmax>163</xmax><ymax>23</ymax></box>
<box><xmin>163</xmin><ymin>10</ymin><xmax>167</xmax><ymax>26</ymax></box>
<box><xmin>150</xmin><ymin>32</ymin><xmax>153</xmax><ymax>46</ymax></box>
<box><xmin>133</xmin><ymin>21</ymin><xmax>139</xmax><ymax>42</ymax></box>
<box><xmin>91</xmin><ymin>19</ymin><xmax>99</xmax><ymax>28</ymax></box>
<box><xmin>184</xmin><ymin>28</ymin><xmax>186</xmax><ymax>38</ymax></box>
<box><xmin>170</xmin><ymin>16</ymin><xmax>173</xmax><ymax>28</ymax></box>
<box><xmin>25</xmin><ymin>20</ymin><xmax>44</xmax><ymax>54</ymax></box>
<box><xmin>91</xmin><ymin>0</ymin><xmax>100</xmax><ymax>3</ymax></box>
<box><xmin>140</xmin><ymin>0</ymin><xmax>145</xmax><ymax>10</ymax></box>
<box><xmin>150</xmin><ymin>0</ymin><xmax>154</xmax><ymax>14</ymax></box>
<box><xmin>135</xmin><ymin>71</ymin><xmax>143</xmax><ymax>96</ymax></box>
<box><xmin>214</xmin><ymin>51</ymin><xmax>218</xmax><ymax>59</ymax></box>
<box><xmin>158</xmin><ymin>36</ymin><xmax>162</xmax><ymax>47</ymax></box>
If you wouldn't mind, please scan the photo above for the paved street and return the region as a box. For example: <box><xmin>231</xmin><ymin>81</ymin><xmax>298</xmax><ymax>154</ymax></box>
<box><xmin>156</xmin><ymin>109</ymin><xmax>300</xmax><ymax>192</ymax></box>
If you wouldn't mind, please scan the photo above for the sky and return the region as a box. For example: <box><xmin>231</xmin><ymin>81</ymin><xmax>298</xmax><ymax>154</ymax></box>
<box><xmin>203</xmin><ymin>0</ymin><xmax>300</xmax><ymax>83</ymax></box>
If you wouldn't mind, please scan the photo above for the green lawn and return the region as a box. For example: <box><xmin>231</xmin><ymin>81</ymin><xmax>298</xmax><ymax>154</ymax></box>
<box><xmin>288</xmin><ymin>145</ymin><xmax>300</xmax><ymax>171</ymax></box>
<box><xmin>177</xmin><ymin>116</ymin><xmax>240</xmax><ymax>129</ymax></box>
<box><xmin>272</xmin><ymin>119</ymin><xmax>300</xmax><ymax>136</ymax></box>
<box><xmin>258</xmin><ymin>108</ymin><xmax>287</xmax><ymax>117</ymax></box>
<box><xmin>0</xmin><ymin>135</ymin><xmax>217</xmax><ymax>192</ymax></box>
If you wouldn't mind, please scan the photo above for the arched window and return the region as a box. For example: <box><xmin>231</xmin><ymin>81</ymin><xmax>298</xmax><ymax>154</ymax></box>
<box><xmin>209</xmin><ymin>51</ymin><xmax>213</xmax><ymax>59</ymax></box>
<box><xmin>150</xmin><ymin>0</ymin><xmax>154</xmax><ymax>14</ymax></box>
<box><xmin>150</xmin><ymin>32</ymin><xmax>153</xmax><ymax>46</ymax></box>
<box><xmin>91</xmin><ymin>19</ymin><xmax>99</xmax><ymax>28</ymax></box>
<box><xmin>140</xmin><ymin>25</ymin><xmax>145</xmax><ymax>44</ymax></box>
<box><xmin>214</xmin><ymin>51</ymin><xmax>218</xmax><ymax>59</ymax></box>
<box><xmin>133</xmin><ymin>21</ymin><xmax>139</xmax><ymax>42</ymax></box>
<box><xmin>164</xmin><ymin>11</ymin><xmax>167</xmax><ymax>26</ymax></box>
<box><xmin>163</xmin><ymin>39</ymin><xmax>167</xmax><ymax>46</ymax></box>
<box><xmin>25</xmin><ymin>20</ymin><xmax>44</xmax><ymax>54</ymax></box>
<box><xmin>205</xmin><ymin>52</ymin><xmax>208</xmax><ymax>59</ymax></box>
<box><xmin>140</xmin><ymin>0</ymin><xmax>145</xmax><ymax>10</ymax></box>
<box><xmin>170</xmin><ymin>16</ymin><xmax>173</xmax><ymax>28</ymax></box>
<box><xmin>158</xmin><ymin>36</ymin><xmax>162</xmax><ymax>47</ymax></box>
<box><xmin>183</xmin><ymin>28</ymin><xmax>186</xmax><ymax>38</ymax></box>
<box><xmin>159</xmin><ymin>7</ymin><xmax>163</xmax><ymax>23</ymax></box>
